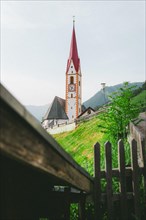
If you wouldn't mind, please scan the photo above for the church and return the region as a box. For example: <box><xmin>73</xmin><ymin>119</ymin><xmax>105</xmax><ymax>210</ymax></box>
<box><xmin>42</xmin><ymin>21</ymin><xmax>84</xmax><ymax>129</ymax></box>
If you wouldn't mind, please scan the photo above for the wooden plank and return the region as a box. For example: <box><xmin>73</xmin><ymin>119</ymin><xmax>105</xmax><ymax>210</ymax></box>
<box><xmin>100</xmin><ymin>167</ymin><xmax>133</xmax><ymax>178</ymax></box>
<box><xmin>131</xmin><ymin>139</ymin><xmax>141</xmax><ymax>219</ymax></box>
<box><xmin>118</xmin><ymin>140</ymin><xmax>128</xmax><ymax>220</ymax></box>
<box><xmin>64</xmin><ymin>187</ymin><xmax>71</xmax><ymax>220</ymax></box>
<box><xmin>142</xmin><ymin>139</ymin><xmax>146</xmax><ymax>217</ymax></box>
<box><xmin>0</xmin><ymin>84</ymin><xmax>93</xmax><ymax>193</ymax></box>
<box><xmin>94</xmin><ymin>142</ymin><xmax>101</xmax><ymax>220</ymax></box>
<box><xmin>105</xmin><ymin>141</ymin><xmax>113</xmax><ymax>220</ymax></box>
<box><xmin>78</xmin><ymin>192</ymin><xmax>86</xmax><ymax>220</ymax></box>
<box><xmin>0</xmin><ymin>153</ymin><xmax>74</xmax><ymax>220</ymax></box>
<box><xmin>100</xmin><ymin>192</ymin><xmax>133</xmax><ymax>202</ymax></box>
<box><xmin>0</xmin><ymin>84</ymin><xmax>91</xmax><ymax>178</ymax></box>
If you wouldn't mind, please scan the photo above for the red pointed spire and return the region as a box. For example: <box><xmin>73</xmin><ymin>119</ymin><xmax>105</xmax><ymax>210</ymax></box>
<box><xmin>66</xmin><ymin>22</ymin><xmax>80</xmax><ymax>73</ymax></box>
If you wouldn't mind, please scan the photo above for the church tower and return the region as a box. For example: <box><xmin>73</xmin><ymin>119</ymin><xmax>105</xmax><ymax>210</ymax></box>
<box><xmin>65</xmin><ymin>21</ymin><xmax>82</xmax><ymax>122</ymax></box>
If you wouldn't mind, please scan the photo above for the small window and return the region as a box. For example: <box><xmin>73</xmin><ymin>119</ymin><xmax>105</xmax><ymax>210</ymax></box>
<box><xmin>71</xmin><ymin>107</ymin><xmax>73</xmax><ymax>109</ymax></box>
<box><xmin>88</xmin><ymin>109</ymin><xmax>91</xmax><ymax>114</ymax></box>
<box><xmin>79</xmin><ymin>81</ymin><xmax>80</xmax><ymax>86</ymax></box>
<box><xmin>71</xmin><ymin>71</ymin><xmax>73</xmax><ymax>73</ymax></box>
<box><xmin>72</xmin><ymin>115</ymin><xmax>74</xmax><ymax>119</ymax></box>
<box><xmin>71</xmin><ymin>94</ymin><xmax>73</xmax><ymax>98</ymax></box>
<box><xmin>70</xmin><ymin>76</ymin><xmax>74</xmax><ymax>84</ymax></box>
<box><xmin>71</xmin><ymin>66</ymin><xmax>73</xmax><ymax>68</ymax></box>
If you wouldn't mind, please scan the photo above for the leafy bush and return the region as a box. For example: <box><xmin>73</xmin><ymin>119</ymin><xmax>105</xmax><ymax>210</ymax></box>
<box><xmin>98</xmin><ymin>82</ymin><xmax>141</xmax><ymax>144</ymax></box>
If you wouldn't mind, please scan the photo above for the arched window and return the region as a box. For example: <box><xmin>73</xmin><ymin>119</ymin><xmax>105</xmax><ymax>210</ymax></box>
<box><xmin>70</xmin><ymin>76</ymin><xmax>74</xmax><ymax>84</ymax></box>
<box><xmin>71</xmin><ymin>94</ymin><xmax>73</xmax><ymax>98</ymax></box>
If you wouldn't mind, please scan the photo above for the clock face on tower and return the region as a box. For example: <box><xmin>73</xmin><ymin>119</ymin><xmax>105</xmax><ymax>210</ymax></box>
<box><xmin>69</xmin><ymin>84</ymin><xmax>76</xmax><ymax>92</ymax></box>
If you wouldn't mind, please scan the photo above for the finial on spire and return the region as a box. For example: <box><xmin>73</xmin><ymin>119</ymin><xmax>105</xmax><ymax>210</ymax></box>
<box><xmin>73</xmin><ymin>16</ymin><xmax>75</xmax><ymax>26</ymax></box>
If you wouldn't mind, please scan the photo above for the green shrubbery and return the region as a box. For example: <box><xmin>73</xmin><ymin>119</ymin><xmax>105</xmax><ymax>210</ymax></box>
<box><xmin>98</xmin><ymin>82</ymin><xmax>141</xmax><ymax>144</ymax></box>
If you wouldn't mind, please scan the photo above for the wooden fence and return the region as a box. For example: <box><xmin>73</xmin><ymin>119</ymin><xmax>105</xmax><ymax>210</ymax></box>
<box><xmin>129</xmin><ymin>120</ymin><xmax>145</xmax><ymax>167</ymax></box>
<box><xmin>94</xmin><ymin>139</ymin><xmax>146</xmax><ymax>220</ymax></box>
<box><xmin>0</xmin><ymin>83</ymin><xmax>146</xmax><ymax>219</ymax></box>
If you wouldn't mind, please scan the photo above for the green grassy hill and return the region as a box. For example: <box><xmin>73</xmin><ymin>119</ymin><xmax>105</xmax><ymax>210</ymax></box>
<box><xmin>53</xmin><ymin>116</ymin><xmax>106</xmax><ymax>176</ymax></box>
<box><xmin>53</xmin><ymin>89</ymin><xmax>145</xmax><ymax>176</ymax></box>
<box><xmin>132</xmin><ymin>90</ymin><xmax>146</xmax><ymax>111</ymax></box>
<box><xmin>53</xmin><ymin>116</ymin><xmax>131</xmax><ymax>177</ymax></box>
<box><xmin>83</xmin><ymin>82</ymin><xmax>143</xmax><ymax>109</ymax></box>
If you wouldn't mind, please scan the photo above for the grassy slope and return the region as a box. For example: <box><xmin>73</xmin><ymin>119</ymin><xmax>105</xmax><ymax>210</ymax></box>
<box><xmin>53</xmin><ymin>116</ymin><xmax>104</xmax><ymax>175</ymax></box>
<box><xmin>131</xmin><ymin>90</ymin><xmax>146</xmax><ymax>110</ymax></box>
<box><xmin>53</xmin><ymin>91</ymin><xmax>145</xmax><ymax>176</ymax></box>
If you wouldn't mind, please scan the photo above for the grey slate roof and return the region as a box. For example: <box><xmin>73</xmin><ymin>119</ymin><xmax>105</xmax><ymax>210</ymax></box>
<box><xmin>43</xmin><ymin>96</ymin><xmax>68</xmax><ymax>120</ymax></box>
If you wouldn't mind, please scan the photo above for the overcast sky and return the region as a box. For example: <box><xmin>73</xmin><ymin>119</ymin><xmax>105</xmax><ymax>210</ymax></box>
<box><xmin>1</xmin><ymin>0</ymin><xmax>145</xmax><ymax>105</ymax></box>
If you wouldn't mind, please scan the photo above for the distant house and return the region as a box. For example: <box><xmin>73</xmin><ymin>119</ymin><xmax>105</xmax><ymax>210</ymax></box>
<box><xmin>42</xmin><ymin>96</ymin><xmax>68</xmax><ymax>129</ymax></box>
<box><xmin>77</xmin><ymin>107</ymin><xmax>95</xmax><ymax>119</ymax></box>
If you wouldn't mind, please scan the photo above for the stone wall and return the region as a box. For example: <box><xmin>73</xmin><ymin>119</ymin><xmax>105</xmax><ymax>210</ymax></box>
<box><xmin>47</xmin><ymin>122</ymin><xmax>76</xmax><ymax>134</ymax></box>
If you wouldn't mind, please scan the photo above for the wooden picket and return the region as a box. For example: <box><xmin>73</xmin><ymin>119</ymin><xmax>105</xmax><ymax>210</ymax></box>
<box><xmin>94</xmin><ymin>142</ymin><xmax>101</xmax><ymax>220</ymax></box>
<box><xmin>118</xmin><ymin>140</ymin><xmax>127</xmax><ymax>220</ymax></box>
<box><xmin>142</xmin><ymin>139</ymin><xmax>146</xmax><ymax>219</ymax></box>
<box><xmin>105</xmin><ymin>141</ymin><xmax>113</xmax><ymax>220</ymax></box>
<box><xmin>94</xmin><ymin>139</ymin><xmax>146</xmax><ymax>220</ymax></box>
<box><xmin>131</xmin><ymin>139</ymin><xmax>141</xmax><ymax>219</ymax></box>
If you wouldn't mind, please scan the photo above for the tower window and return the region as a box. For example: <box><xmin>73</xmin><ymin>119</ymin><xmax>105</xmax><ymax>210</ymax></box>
<box><xmin>71</xmin><ymin>66</ymin><xmax>73</xmax><ymax>68</ymax></box>
<box><xmin>79</xmin><ymin>81</ymin><xmax>80</xmax><ymax>86</ymax></box>
<box><xmin>70</xmin><ymin>76</ymin><xmax>74</xmax><ymax>84</ymax></box>
<box><xmin>71</xmin><ymin>94</ymin><xmax>73</xmax><ymax>98</ymax></box>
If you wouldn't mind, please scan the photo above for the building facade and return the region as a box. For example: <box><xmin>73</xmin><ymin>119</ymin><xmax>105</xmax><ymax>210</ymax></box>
<box><xmin>42</xmin><ymin>22</ymin><xmax>82</xmax><ymax>129</ymax></box>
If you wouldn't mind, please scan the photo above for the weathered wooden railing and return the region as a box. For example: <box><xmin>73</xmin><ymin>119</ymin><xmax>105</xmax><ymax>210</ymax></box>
<box><xmin>94</xmin><ymin>139</ymin><xmax>146</xmax><ymax>220</ymax></box>
<box><xmin>0</xmin><ymin>83</ymin><xmax>93</xmax><ymax>220</ymax></box>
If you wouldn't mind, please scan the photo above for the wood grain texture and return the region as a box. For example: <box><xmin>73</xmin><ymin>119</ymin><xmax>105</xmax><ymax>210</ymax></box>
<box><xmin>131</xmin><ymin>139</ymin><xmax>141</xmax><ymax>219</ymax></box>
<box><xmin>0</xmin><ymin>84</ymin><xmax>93</xmax><ymax>193</ymax></box>
<box><xmin>118</xmin><ymin>140</ymin><xmax>128</xmax><ymax>220</ymax></box>
<box><xmin>142</xmin><ymin>139</ymin><xmax>146</xmax><ymax>218</ymax></box>
<box><xmin>105</xmin><ymin>141</ymin><xmax>113</xmax><ymax>220</ymax></box>
<box><xmin>94</xmin><ymin>142</ymin><xmax>101</xmax><ymax>220</ymax></box>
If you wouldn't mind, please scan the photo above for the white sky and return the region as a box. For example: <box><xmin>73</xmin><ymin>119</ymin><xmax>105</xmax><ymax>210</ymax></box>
<box><xmin>1</xmin><ymin>0</ymin><xmax>145</xmax><ymax>105</ymax></box>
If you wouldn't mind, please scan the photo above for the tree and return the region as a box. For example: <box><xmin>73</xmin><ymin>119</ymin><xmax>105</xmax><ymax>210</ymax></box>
<box><xmin>98</xmin><ymin>82</ymin><xmax>141</xmax><ymax>143</ymax></box>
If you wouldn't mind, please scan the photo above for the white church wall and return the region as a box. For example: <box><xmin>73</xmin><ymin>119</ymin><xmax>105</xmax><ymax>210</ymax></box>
<box><xmin>47</xmin><ymin>122</ymin><xmax>76</xmax><ymax>134</ymax></box>
<box><xmin>78</xmin><ymin>74</ymin><xmax>81</xmax><ymax>97</ymax></box>
<box><xmin>67</xmin><ymin>97</ymin><xmax>76</xmax><ymax>122</ymax></box>
<box><xmin>67</xmin><ymin>69</ymin><xmax>77</xmax><ymax>121</ymax></box>
<box><xmin>42</xmin><ymin>120</ymin><xmax>49</xmax><ymax>129</ymax></box>
<box><xmin>42</xmin><ymin>119</ymin><xmax>68</xmax><ymax>129</ymax></box>
<box><xmin>56</xmin><ymin>119</ymin><xmax>68</xmax><ymax>125</ymax></box>
<box><xmin>68</xmin><ymin>60</ymin><xmax>76</xmax><ymax>75</ymax></box>
<box><xmin>78</xmin><ymin>73</ymin><xmax>82</xmax><ymax>115</ymax></box>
